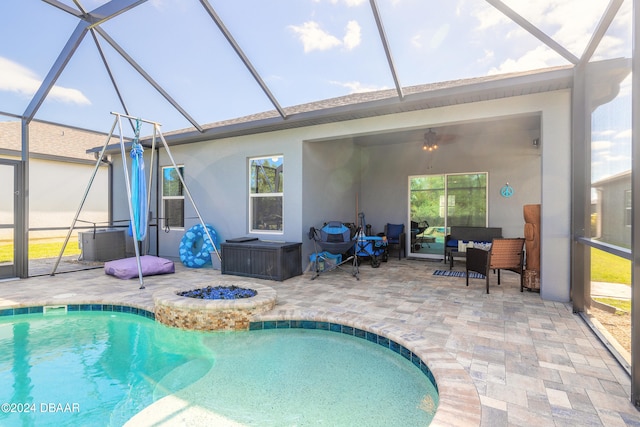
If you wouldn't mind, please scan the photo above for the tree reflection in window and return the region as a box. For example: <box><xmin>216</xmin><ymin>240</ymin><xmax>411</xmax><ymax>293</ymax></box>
<box><xmin>162</xmin><ymin>166</ymin><xmax>184</xmax><ymax>229</ymax></box>
<box><xmin>249</xmin><ymin>156</ymin><xmax>283</xmax><ymax>232</ymax></box>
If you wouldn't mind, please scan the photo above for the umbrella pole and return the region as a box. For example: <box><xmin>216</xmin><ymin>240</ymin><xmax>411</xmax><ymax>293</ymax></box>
<box><xmin>115</xmin><ymin>114</ymin><xmax>145</xmax><ymax>289</ymax></box>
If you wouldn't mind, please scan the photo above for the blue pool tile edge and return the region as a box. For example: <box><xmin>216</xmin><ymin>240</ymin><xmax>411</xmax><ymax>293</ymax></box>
<box><xmin>0</xmin><ymin>304</ymin><xmax>155</xmax><ymax>320</ymax></box>
<box><xmin>249</xmin><ymin>320</ymin><xmax>438</xmax><ymax>392</ymax></box>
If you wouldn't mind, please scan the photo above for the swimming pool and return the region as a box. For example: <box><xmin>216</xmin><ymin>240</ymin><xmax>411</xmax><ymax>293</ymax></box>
<box><xmin>0</xmin><ymin>310</ymin><xmax>438</xmax><ymax>426</ymax></box>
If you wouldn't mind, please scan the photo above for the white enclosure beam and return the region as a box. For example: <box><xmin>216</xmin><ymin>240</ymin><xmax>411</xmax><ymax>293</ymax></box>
<box><xmin>486</xmin><ymin>0</ymin><xmax>580</xmax><ymax>64</ymax></box>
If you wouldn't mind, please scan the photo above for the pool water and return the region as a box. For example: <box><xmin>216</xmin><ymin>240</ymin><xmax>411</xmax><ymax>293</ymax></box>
<box><xmin>0</xmin><ymin>312</ymin><xmax>212</xmax><ymax>426</ymax></box>
<box><xmin>0</xmin><ymin>312</ymin><xmax>437</xmax><ymax>426</ymax></box>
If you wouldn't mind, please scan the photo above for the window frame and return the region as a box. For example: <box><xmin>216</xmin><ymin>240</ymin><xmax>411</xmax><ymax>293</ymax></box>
<box><xmin>409</xmin><ymin>172</ymin><xmax>488</xmax><ymax>226</ymax></box>
<box><xmin>161</xmin><ymin>165</ymin><xmax>185</xmax><ymax>230</ymax></box>
<box><xmin>625</xmin><ymin>188</ymin><xmax>632</xmax><ymax>228</ymax></box>
<box><xmin>249</xmin><ymin>155</ymin><xmax>284</xmax><ymax>234</ymax></box>
<box><xmin>444</xmin><ymin>172</ymin><xmax>488</xmax><ymax>227</ymax></box>
<box><xmin>408</xmin><ymin>172</ymin><xmax>488</xmax><ymax>259</ymax></box>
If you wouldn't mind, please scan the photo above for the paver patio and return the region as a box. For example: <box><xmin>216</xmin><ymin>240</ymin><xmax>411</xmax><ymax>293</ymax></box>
<box><xmin>1</xmin><ymin>257</ymin><xmax>638</xmax><ymax>426</ymax></box>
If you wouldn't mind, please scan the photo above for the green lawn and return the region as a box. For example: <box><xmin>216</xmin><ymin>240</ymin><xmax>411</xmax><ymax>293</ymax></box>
<box><xmin>593</xmin><ymin>297</ymin><xmax>631</xmax><ymax>313</ymax></box>
<box><xmin>591</xmin><ymin>248</ymin><xmax>632</xmax><ymax>313</ymax></box>
<box><xmin>591</xmin><ymin>247</ymin><xmax>631</xmax><ymax>285</ymax></box>
<box><xmin>0</xmin><ymin>240</ymin><xmax>80</xmax><ymax>263</ymax></box>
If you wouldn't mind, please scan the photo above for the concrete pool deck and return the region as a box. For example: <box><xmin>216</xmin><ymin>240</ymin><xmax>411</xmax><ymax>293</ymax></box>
<box><xmin>1</xmin><ymin>257</ymin><xmax>639</xmax><ymax>426</ymax></box>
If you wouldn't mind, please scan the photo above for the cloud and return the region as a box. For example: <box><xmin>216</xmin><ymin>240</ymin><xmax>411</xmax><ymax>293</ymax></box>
<box><xmin>49</xmin><ymin>86</ymin><xmax>91</xmax><ymax>106</ymax></box>
<box><xmin>474</xmin><ymin>3</ymin><xmax>508</xmax><ymax>31</ymax></box>
<box><xmin>330</xmin><ymin>80</ymin><xmax>390</xmax><ymax>93</ymax></box>
<box><xmin>595</xmin><ymin>129</ymin><xmax>616</xmax><ymax>137</ymax></box>
<box><xmin>343</xmin><ymin>20</ymin><xmax>361</xmax><ymax>50</ymax></box>
<box><xmin>487</xmin><ymin>45</ymin><xmax>560</xmax><ymax>74</ymax></box>
<box><xmin>617</xmin><ymin>75</ymin><xmax>632</xmax><ymax>97</ymax></box>
<box><xmin>609</xmin><ymin>154</ymin><xmax>632</xmax><ymax>162</ymax></box>
<box><xmin>289</xmin><ymin>20</ymin><xmax>361</xmax><ymax>52</ymax></box>
<box><xmin>544</xmin><ymin>2</ymin><xmax>607</xmax><ymax>56</ymax></box>
<box><xmin>429</xmin><ymin>24</ymin><xmax>450</xmax><ymax>50</ymax></box>
<box><xmin>149</xmin><ymin>0</ymin><xmax>167</xmax><ymax>11</ymax></box>
<box><xmin>591</xmin><ymin>139</ymin><xmax>611</xmax><ymax>151</ymax></box>
<box><xmin>313</xmin><ymin>0</ymin><xmax>366</xmax><ymax>5</ymax></box>
<box><xmin>615</xmin><ymin>129</ymin><xmax>632</xmax><ymax>139</ymax></box>
<box><xmin>409</xmin><ymin>22</ymin><xmax>450</xmax><ymax>52</ymax></box>
<box><xmin>289</xmin><ymin>22</ymin><xmax>342</xmax><ymax>52</ymax></box>
<box><xmin>0</xmin><ymin>57</ymin><xmax>91</xmax><ymax>105</ymax></box>
<box><xmin>0</xmin><ymin>58</ymin><xmax>40</xmax><ymax>97</ymax></box>
<box><xmin>478</xmin><ymin>49</ymin><xmax>495</xmax><ymax>65</ymax></box>
<box><xmin>410</xmin><ymin>34</ymin><xmax>422</xmax><ymax>48</ymax></box>
<box><xmin>476</xmin><ymin>0</ymin><xmax>629</xmax><ymax>73</ymax></box>
<box><xmin>591</xmin><ymin>34</ymin><xmax>626</xmax><ymax>61</ymax></box>
<box><xmin>477</xmin><ymin>0</ymin><xmax>604</xmax><ymax>44</ymax></box>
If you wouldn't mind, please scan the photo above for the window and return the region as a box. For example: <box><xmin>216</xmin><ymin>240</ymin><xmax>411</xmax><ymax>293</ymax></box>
<box><xmin>162</xmin><ymin>166</ymin><xmax>184</xmax><ymax>229</ymax></box>
<box><xmin>249</xmin><ymin>156</ymin><xmax>283</xmax><ymax>232</ymax></box>
<box><xmin>446</xmin><ymin>173</ymin><xmax>487</xmax><ymax>227</ymax></box>
<box><xmin>625</xmin><ymin>189</ymin><xmax>631</xmax><ymax>227</ymax></box>
<box><xmin>409</xmin><ymin>172</ymin><xmax>487</xmax><ymax>257</ymax></box>
<box><xmin>410</xmin><ymin>172</ymin><xmax>487</xmax><ymax>227</ymax></box>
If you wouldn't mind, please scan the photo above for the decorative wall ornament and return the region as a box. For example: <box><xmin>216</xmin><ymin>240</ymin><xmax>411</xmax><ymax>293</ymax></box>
<box><xmin>500</xmin><ymin>183</ymin><xmax>514</xmax><ymax>198</ymax></box>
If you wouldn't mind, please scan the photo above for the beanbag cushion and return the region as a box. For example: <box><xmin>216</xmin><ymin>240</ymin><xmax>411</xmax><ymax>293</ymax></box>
<box><xmin>105</xmin><ymin>255</ymin><xmax>175</xmax><ymax>280</ymax></box>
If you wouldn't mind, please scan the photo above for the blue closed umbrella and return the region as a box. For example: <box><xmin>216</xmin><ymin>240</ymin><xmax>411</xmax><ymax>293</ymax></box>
<box><xmin>129</xmin><ymin>141</ymin><xmax>147</xmax><ymax>241</ymax></box>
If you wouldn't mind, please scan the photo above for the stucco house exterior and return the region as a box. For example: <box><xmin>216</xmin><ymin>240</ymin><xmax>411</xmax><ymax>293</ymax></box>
<box><xmin>102</xmin><ymin>63</ymin><xmax>631</xmax><ymax>304</ymax></box>
<box><xmin>0</xmin><ymin>120</ymin><xmax>110</xmax><ymax>272</ymax></box>
<box><xmin>592</xmin><ymin>170</ymin><xmax>632</xmax><ymax>248</ymax></box>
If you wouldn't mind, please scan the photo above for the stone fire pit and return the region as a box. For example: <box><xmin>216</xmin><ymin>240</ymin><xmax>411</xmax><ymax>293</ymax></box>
<box><xmin>153</xmin><ymin>280</ymin><xmax>276</xmax><ymax>331</ymax></box>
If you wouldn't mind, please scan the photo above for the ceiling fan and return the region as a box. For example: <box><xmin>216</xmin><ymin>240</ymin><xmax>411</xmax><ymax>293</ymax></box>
<box><xmin>421</xmin><ymin>128</ymin><xmax>456</xmax><ymax>151</ymax></box>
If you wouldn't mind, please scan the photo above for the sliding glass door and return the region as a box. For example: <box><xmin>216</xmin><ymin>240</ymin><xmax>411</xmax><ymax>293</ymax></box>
<box><xmin>0</xmin><ymin>160</ymin><xmax>18</xmax><ymax>279</ymax></box>
<box><xmin>408</xmin><ymin>172</ymin><xmax>487</xmax><ymax>259</ymax></box>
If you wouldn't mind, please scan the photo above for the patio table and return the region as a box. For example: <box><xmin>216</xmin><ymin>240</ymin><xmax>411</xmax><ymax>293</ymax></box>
<box><xmin>447</xmin><ymin>249</ymin><xmax>465</xmax><ymax>269</ymax></box>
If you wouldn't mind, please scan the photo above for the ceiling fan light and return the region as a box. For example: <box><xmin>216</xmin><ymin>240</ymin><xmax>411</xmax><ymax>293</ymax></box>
<box><xmin>422</xmin><ymin>128</ymin><xmax>442</xmax><ymax>152</ymax></box>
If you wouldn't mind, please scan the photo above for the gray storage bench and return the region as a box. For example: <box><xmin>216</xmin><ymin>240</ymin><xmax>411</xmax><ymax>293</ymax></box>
<box><xmin>221</xmin><ymin>238</ymin><xmax>302</xmax><ymax>281</ymax></box>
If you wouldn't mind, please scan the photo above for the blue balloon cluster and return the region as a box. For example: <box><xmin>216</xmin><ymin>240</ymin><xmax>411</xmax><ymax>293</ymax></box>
<box><xmin>178</xmin><ymin>285</ymin><xmax>257</xmax><ymax>300</ymax></box>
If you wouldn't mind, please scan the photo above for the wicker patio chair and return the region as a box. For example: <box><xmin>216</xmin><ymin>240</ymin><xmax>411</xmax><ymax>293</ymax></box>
<box><xmin>465</xmin><ymin>238</ymin><xmax>525</xmax><ymax>294</ymax></box>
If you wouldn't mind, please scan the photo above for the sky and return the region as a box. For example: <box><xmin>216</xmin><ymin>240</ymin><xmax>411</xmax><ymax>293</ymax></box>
<box><xmin>0</xmin><ymin>0</ymin><xmax>633</xmax><ymax>179</ymax></box>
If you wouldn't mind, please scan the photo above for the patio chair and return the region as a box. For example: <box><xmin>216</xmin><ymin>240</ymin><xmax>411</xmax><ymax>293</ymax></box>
<box><xmin>309</xmin><ymin>221</ymin><xmax>360</xmax><ymax>280</ymax></box>
<box><xmin>411</xmin><ymin>220</ymin><xmax>431</xmax><ymax>250</ymax></box>
<box><xmin>384</xmin><ymin>223</ymin><xmax>406</xmax><ymax>259</ymax></box>
<box><xmin>465</xmin><ymin>238</ymin><xmax>525</xmax><ymax>294</ymax></box>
